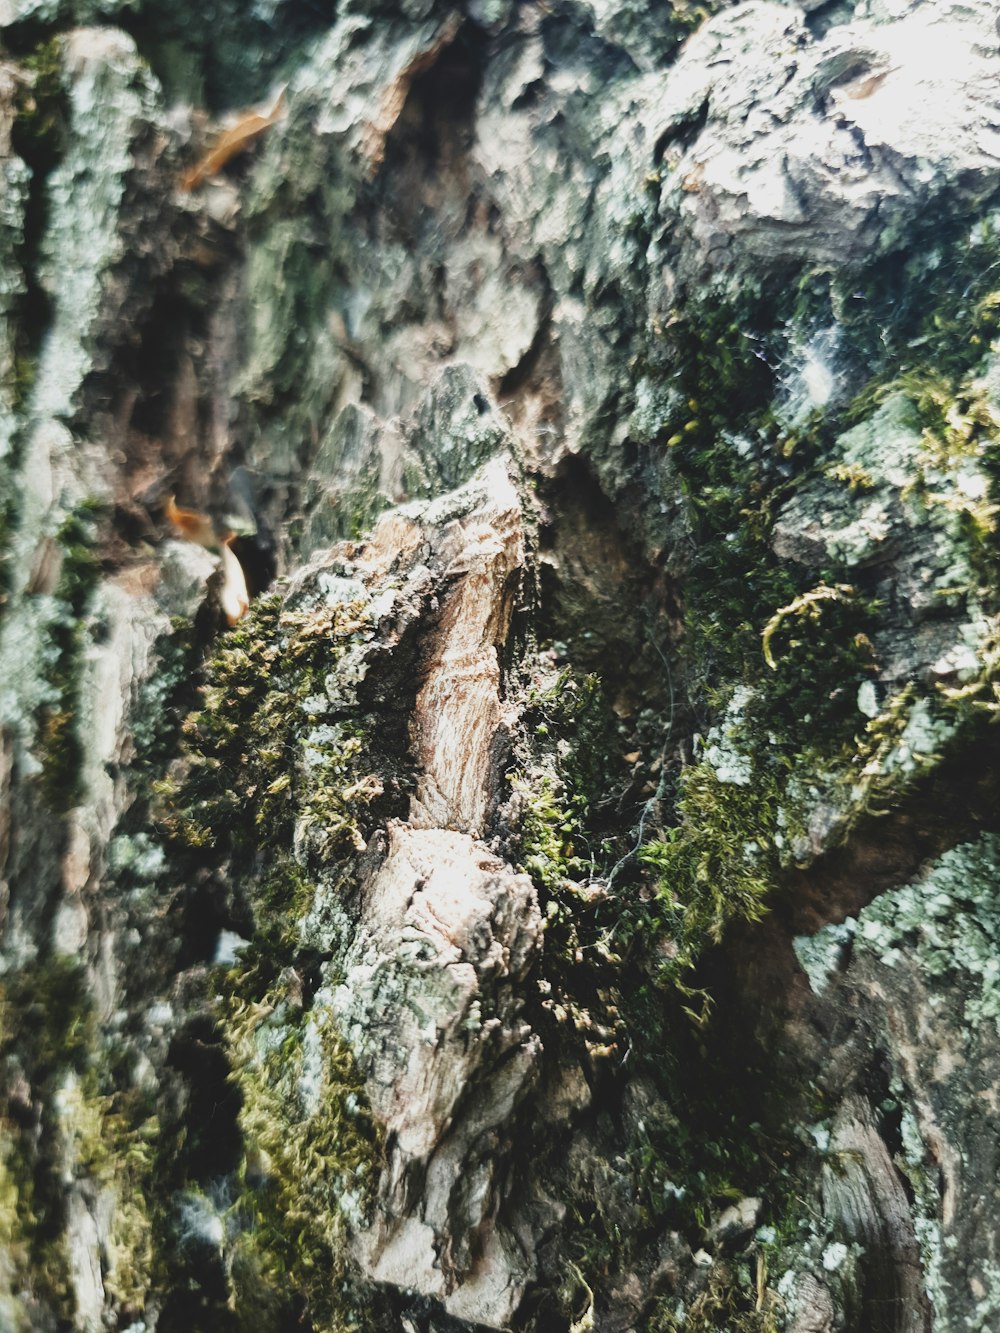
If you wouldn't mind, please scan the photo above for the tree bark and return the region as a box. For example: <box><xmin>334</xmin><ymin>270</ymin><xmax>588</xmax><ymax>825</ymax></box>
<box><xmin>2</xmin><ymin>2</ymin><xmax>1000</xmax><ymax>1331</ymax></box>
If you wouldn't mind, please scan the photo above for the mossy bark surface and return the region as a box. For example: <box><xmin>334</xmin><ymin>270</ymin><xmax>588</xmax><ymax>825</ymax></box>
<box><xmin>3</xmin><ymin>1</ymin><xmax>1000</xmax><ymax>1330</ymax></box>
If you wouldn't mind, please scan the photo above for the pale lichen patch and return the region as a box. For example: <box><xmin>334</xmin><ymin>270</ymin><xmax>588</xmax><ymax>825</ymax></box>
<box><xmin>855</xmin><ymin>834</ymin><xmax>1000</xmax><ymax>1031</ymax></box>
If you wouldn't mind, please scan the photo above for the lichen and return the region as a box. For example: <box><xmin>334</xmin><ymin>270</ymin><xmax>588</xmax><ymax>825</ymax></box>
<box><xmin>699</xmin><ymin>685</ymin><xmax>756</xmax><ymax>786</ymax></box>
<box><xmin>835</xmin><ymin>836</ymin><xmax>1000</xmax><ymax>1323</ymax></box>
<box><xmin>4</xmin><ymin>35</ymin><xmax>62</xmax><ymax>461</ymax></box>
<box><xmin>855</xmin><ymin>833</ymin><xmax>1000</xmax><ymax>1030</ymax></box>
<box><xmin>0</xmin><ymin>29</ymin><xmax>164</xmax><ymax>824</ymax></box>
<box><xmin>301</xmin><ymin>405</ymin><xmax>396</xmax><ymax>553</ymax></box>
<box><xmin>32</xmin><ymin>29</ymin><xmax>160</xmax><ymax>421</ymax></box>
<box><xmin>888</xmin><ymin>1105</ymin><xmax>951</xmax><ymax>1328</ymax></box>
<box><xmin>792</xmin><ymin>919</ymin><xmax>856</xmax><ymax>998</ymax></box>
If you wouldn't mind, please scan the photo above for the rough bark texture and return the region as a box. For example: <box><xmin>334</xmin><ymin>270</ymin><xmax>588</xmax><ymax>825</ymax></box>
<box><xmin>3</xmin><ymin>1</ymin><xmax>1000</xmax><ymax>1331</ymax></box>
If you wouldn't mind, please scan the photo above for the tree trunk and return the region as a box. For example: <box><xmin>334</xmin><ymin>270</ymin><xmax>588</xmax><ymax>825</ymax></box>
<box><xmin>2</xmin><ymin>2</ymin><xmax>1000</xmax><ymax>1330</ymax></box>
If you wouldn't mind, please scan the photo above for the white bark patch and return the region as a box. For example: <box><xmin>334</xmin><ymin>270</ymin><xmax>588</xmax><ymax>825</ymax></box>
<box><xmin>334</xmin><ymin>820</ymin><xmax>540</xmax><ymax>1154</ymax></box>
<box><xmin>640</xmin><ymin>0</ymin><xmax>1000</xmax><ymax>281</ymax></box>
<box><xmin>408</xmin><ymin>458</ymin><xmax>525</xmax><ymax>835</ymax></box>
<box><xmin>65</xmin><ymin>1192</ymin><xmax>105</xmax><ymax>1331</ymax></box>
<box><xmin>334</xmin><ymin>817</ymin><xmax>541</xmax><ymax>1326</ymax></box>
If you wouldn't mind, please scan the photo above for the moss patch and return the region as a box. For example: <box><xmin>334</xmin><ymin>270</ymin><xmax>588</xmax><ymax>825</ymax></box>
<box><xmin>156</xmin><ymin>572</ymin><xmax>408</xmax><ymax>1327</ymax></box>
<box><xmin>223</xmin><ymin>977</ymin><xmax>382</xmax><ymax>1333</ymax></box>
<box><xmin>637</xmin><ymin>760</ymin><xmax>778</xmax><ymax>983</ymax></box>
<box><xmin>649</xmin><ymin>1260</ymin><xmax>782</xmax><ymax>1333</ymax></box>
<box><xmin>629</xmin><ymin>225</ymin><xmax>1000</xmax><ymax>979</ymax></box>
<box><xmin>53</xmin><ymin>1071</ymin><xmax>158</xmax><ymax>1315</ymax></box>
<box><xmin>158</xmin><ymin>588</ymin><xmax>394</xmax><ymax>960</ymax></box>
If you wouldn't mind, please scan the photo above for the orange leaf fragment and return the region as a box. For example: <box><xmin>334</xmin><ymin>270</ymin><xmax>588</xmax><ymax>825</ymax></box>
<box><xmin>219</xmin><ymin>538</ymin><xmax>250</xmax><ymax>626</ymax></box>
<box><xmin>180</xmin><ymin>87</ymin><xmax>287</xmax><ymax>192</ymax></box>
<box><xmin>164</xmin><ymin>495</ymin><xmax>217</xmax><ymax>546</ymax></box>
<box><xmin>163</xmin><ymin>496</ymin><xmax>249</xmax><ymax>626</ymax></box>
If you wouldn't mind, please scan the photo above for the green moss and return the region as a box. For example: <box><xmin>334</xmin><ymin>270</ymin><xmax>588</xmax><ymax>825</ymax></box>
<box><xmin>793</xmin><ymin>212</ymin><xmax>1000</xmax><ymax>398</ymax></box>
<box><xmin>0</xmin><ymin>961</ymin><xmax>159</xmax><ymax>1319</ymax></box>
<box><xmin>0</xmin><ymin>1142</ymin><xmax>31</xmax><ymax>1331</ymax></box>
<box><xmin>595</xmin><ymin>0</ymin><xmax>721</xmax><ymax>65</ymax></box>
<box><xmin>154</xmin><ymin>576</ymin><xmax>406</xmax><ymax>1323</ymax></box>
<box><xmin>586</xmin><ymin>216</ymin><xmax>1000</xmax><ymax>1325</ymax></box>
<box><xmin>638</xmin><ymin>761</ymin><xmax>778</xmax><ymax>982</ymax></box>
<box><xmin>650</xmin><ymin>285</ymin><xmax>884</xmax><ymax>720</ymax></box>
<box><xmin>629</xmin><ymin>253</ymin><xmax>996</xmax><ymax>977</ymax></box>
<box><xmin>223</xmin><ymin>978</ymin><xmax>382</xmax><ymax>1333</ymax></box>
<box><xmin>627</xmin><ymin>590</ymin><xmax>874</xmax><ymax>980</ymax></box>
<box><xmin>53</xmin><ymin>1072</ymin><xmax>158</xmax><ymax>1315</ymax></box>
<box><xmin>655</xmin><ymin>209</ymin><xmax>1000</xmax><ymax>726</ymax></box>
<box><xmin>555</xmin><ymin>1043</ymin><xmax>799</xmax><ymax>1331</ymax></box>
<box><xmin>508</xmin><ymin>667</ymin><xmax>803</xmax><ymax>1325</ymax></box>
<box><xmin>13</xmin><ymin>36</ymin><xmax>68</xmax><ymax>169</ymax></box>
<box><xmin>10</xmin><ymin>351</ymin><xmax>37</xmax><ymax>413</ymax></box>
<box><xmin>158</xmin><ymin>589</ymin><xmax>393</xmax><ymax>964</ymax></box>
<box><xmin>517</xmin><ymin>771</ymin><xmax>591</xmax><ymax>895</ymax></box>
<box><xmin>303</xmin><ymin>468</ymin><xmax>393</xmax><ymax>551</ymax></box>
<box><xmin>511</xmin><ymin>668</ymin><xmax>631</xmax><ymax>1057</ymax></box>
<box><xmin>646</xmin><ymin>292</ymin><xmax>801</xmax><ymax>702</ymax></box>
<box><xmin>0</xmin><ymin>955</ymin><xmax>93</xmax><ymax>1086</ymax></box>
<box><xmin>513</xmin><ymin>669</ymin><xmax>628</xmax><ymax>887</ymax></box>
<box><xmin>785</xmin><ymin>224</ymin><xmax>1000</xmax><ymax>609</ymax></box>
<box><xmin>555</xmin><ymin>120</ymin><xmax>1000</xmax><ymax>1333</ymax></box>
